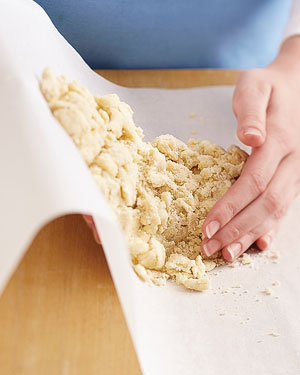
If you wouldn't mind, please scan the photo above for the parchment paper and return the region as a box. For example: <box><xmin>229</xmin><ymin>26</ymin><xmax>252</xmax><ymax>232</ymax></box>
<box><xmin>1</xmin><ymin>1</ymin><xmax>300</xmax><ymax>374</ymax></box>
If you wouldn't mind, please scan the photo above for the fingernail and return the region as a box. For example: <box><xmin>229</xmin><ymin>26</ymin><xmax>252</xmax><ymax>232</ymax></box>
<box><xmin>84</xmin><ymin>215</ymin><xmax>93</xmax><ymax>224</ymax></box>
<box><xmin>203</xmin><ymin>239</ymin><xmax>221</xmax><ymax>256</ymax></box>
<box><xmin>206</xmin><ymin>220</ymin><xmax>220</xmax><ymax>239</ymax></box>
<box><xmin>93</xmin><ymin>228</ymin><xmax>101</xmax><ymax>244</ymax></box>
<box><xmin>227</xmin><ymin>242</ymin><xmax>242</xmax><ymax>260</ymax></box>
<box><xmin>244</xmin><ymin>127</ymin><xmax>262</xmax><ymax>137</ymax></box>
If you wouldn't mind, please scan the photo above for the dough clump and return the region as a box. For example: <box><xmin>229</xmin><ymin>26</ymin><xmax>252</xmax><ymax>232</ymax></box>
<box><xmin>41</xmin><ymin>69</ymin><xmax>248</xmax><ymax>291</ymax></box>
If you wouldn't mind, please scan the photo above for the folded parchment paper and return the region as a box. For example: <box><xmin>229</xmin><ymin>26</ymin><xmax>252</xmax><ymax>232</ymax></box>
<box><xmin>1</xmin><ymin>1</ymin><xmax>300</xmax><ymax>374</ymax></box>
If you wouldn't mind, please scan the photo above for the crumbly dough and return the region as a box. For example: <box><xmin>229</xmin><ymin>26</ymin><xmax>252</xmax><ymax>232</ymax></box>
<box><xmin>41</xmin><ymin>68</ymin><xmax>248</xmax><ymax>291</ymax></box>
<box><xmin>242</xmin><ymin>253</ymin><xmax>252</xmax><ymax>265</ymax></box>
<box><xmin>264</xmin><ymin>288</ymin><xmax>273</xmax><ymax>296</ymax></box>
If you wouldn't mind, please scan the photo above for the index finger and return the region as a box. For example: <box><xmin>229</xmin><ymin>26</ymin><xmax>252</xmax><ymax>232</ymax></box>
<box><xmin>233</xmin><ymin>79</ymin><xmax>271</xmax><ymax>147</ymax></box>
<box><xmin>203</xmin><ymin>136</ymin><xmax>282</xmax><ymax>239</ymax></box>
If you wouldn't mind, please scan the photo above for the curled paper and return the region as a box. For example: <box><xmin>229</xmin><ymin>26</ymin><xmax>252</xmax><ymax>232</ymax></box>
<box><xmin>1</xmin><ymin>1</ymin><xmax>300</xmax><ymax>374</ymax></box>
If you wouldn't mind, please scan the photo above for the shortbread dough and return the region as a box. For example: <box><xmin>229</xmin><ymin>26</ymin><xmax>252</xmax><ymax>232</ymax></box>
<box><xmin>41</xmin><ymin>69</ymin><xmax>248</xmax><ymax>291</ymax></box>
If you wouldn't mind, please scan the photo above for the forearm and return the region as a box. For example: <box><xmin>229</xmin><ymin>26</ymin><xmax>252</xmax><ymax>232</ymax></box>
<box><xmin>269</xmin><ymin>35</ymin><xmax>300</xmax><ymax>73</ymax></box>
<box><xmin>275</xmin><ymin>0</ymin><xmax>300</xmax><ymax>70</ymax></box>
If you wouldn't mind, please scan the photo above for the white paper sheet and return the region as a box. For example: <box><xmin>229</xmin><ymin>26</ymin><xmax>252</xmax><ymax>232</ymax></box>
<box><xmin>1</xmin><ymin>1</ymin><xmax>300</xmax><ymax>374</ymax></box>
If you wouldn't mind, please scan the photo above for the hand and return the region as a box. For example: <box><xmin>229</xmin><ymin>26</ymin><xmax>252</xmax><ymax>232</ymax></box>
<box><xmin>201</xmin><ymin>36</ymin><xmax>300</xmax><ymax>262</ymax></box>
<box><xmin>83</xmin><ymin>215</ymin><xmax>101</xmax><ymax>244</ymax></box>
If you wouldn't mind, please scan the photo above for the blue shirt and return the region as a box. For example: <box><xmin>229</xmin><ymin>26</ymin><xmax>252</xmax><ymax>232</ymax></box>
<box><xmin>34</xmin><ymin>0</ymin><xmax>292</xmax><ymax>69</ymax></box>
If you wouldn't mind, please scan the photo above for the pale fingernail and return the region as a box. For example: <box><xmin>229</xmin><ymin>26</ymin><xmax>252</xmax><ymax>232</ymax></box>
<box><xmin>84</xmin><ymin>215</ymin><xmax>93</xmax><ymax>224</ymax></box>
<box><xmin>227</xmin><ymin>242</ymin><xmax>242</xmax><ymax>260</ymax></box>
<box><xmin>203</xmin><ymin>239</ymin><xmax>221</xmax><ymax>256</ymax></box>
<box><xmin>244</xmin><ymin>127</ymin><xmax>262</xmax><ymax>137</ymax></box>
<box><xmin>206</xmin><ymin>220</ymin><xmax>220</xmax><ymax>239</ymax></box>
<box><xmin>93</xmin><ymin>228</ymin><xmax>101</xmax><ymax>244</ymax></box>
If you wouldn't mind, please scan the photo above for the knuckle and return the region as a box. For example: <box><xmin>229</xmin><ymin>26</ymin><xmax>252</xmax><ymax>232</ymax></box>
<box><xmin>273</xmin><ymin>203</ymin><xmax>288</xmax><ymax>220</ymax></box>
<box><xmin>252</xmin><ymin>79</ymin><xmax>271</xmax><ymax>97</ymax></box>
<box><xmin>226</xmin><ymin>225</ymin><xmax>241</xmax><ymax>242</ymax></box>
<box><xmin>268</xmin><ymin>126</ymin><xmax>291</xmax><ymax>154</ymax></box>
<box><xmin>242</xmin><ymin>231</ymin><xmax>257</xmax><ymax>246</ymax></box>
<box><xmin>250</xmin><ymin>170</ymin><xmax>269</xmax><ymax>195</ymax></box>
<box><xmin>224</xmin><ymin>201</ymin><xmax>237</xmax><ymax>218</ymax></box>
<box><xmin>264</xmin><ymin>190</ymin><xmax>281</xmax><ymax>213</ymax></box>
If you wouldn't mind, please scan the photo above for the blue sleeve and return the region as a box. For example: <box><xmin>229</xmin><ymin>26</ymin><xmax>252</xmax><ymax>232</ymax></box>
<box><xmin>34</xmin><ymin>0</ymin><xmax>292</xmax><ymax>69</ymax></box>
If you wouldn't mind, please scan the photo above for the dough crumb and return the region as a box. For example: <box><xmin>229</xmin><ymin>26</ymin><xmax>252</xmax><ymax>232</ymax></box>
<box><xmin>41</xmin><ymin>68</ymin><xmax>248</xmax><ymax>292</ymax></box>
<box><xmin>242</xmin><ymin>253</ymin><xmax>251</xmax><ymax>265</ymax></box>
<box><xmin>263</xmin><ymin>288</ymin><xmax>273</xmax><ymax>296</ymax></box>
<box><xmin>203</xmin><ymin>260</ymin><xmax>216</xmax><ymax>272</ymax></box>
<box><xmin>268</xmin><ymin>332</ymin><xmax>280</xmax><ymax>337</ymax></box>
<box><xmin>272</xmin><ymin>281</ymin><xmax>280</xmax><ymax>286</ymax></box>
<box><xmin>266</xmin><ymin>250</ymin><xmax>280</xmax><ymax>259</ymax></box>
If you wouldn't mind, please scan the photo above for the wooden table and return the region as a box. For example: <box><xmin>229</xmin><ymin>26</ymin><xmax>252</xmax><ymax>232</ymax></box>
<box><xmin>0</xmin><ymin>70</ymin><xmax>240</xmax><ymax>375</ymax></box>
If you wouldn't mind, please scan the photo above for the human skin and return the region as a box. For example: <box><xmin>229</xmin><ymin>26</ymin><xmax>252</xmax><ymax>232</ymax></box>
<box><xmin>83</xmin><ymin>214</ymin><xmax>101</xmax><ymax>243</ymax></box>
<box><xmin>84</xmin><ymin>36</ymin><xmax>300</xmax><ymax>260</ymax></box>
<box><xmin>202</xmin><ymin>35</ymin><xmax>300</xmax><ymax>261</ymax></box>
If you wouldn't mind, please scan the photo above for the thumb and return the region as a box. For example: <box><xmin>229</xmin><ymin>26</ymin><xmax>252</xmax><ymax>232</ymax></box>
<box><xmin>233</xmin><ymin>76</ymin><xmax>272</xmax><ymax>147</ymax></box>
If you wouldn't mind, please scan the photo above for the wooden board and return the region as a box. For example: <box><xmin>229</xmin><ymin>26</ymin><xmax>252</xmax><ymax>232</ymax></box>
<box><xmin>0</xmin><ymin>69</ymin><xmax>240</xmax><ymax>375</ymax></box>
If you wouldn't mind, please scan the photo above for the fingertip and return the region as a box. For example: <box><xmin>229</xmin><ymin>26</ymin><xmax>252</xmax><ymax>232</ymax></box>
<box><xmin>256</xmin><ymin>235</ymin><xmax>271</xmax><ymax>251</ymax></box>
<box><xmin>238</xmin><ymin>128</ymin><xmax>265</xmax><ymax>147</ymax></box>
<box><xmin>205</xmin><ymin>220</ymin><xmax>220</xmax><ymax>239</ymax></box>
<box><xmin>92</xmin><ymin>228</ymin><xmax>101</xmax><ymax>244</ymax></box>
<box><xmin>222</xmin><ymin>248</ymin><xmax>234</xmax><ymax>262</ymax></box>
<box><xmin>201</xmin><ymin>238</ymin><xmax>221</xmax><ymax>257</ymax></box>
<box><xmin>239</xmin><ymin>131</ymin><xmax>265</xmax><ymax>147</ymax></box>
<box><xmin>255</xmin><ymin>239</ymin><xmax>267</xmax><ymax>251</ymax></box>
<box><xmin>83</xmin><ymin>215</ymin><xmax>94</xmax><ymax>229</ymax></box>
<box><xmin>83</xmin><ymin>215</ymin><xmax>101</xmax><ymax>244</ymax></box>
<box><xmin>83</xmin><ymin>214</ymin><xmax>94</xmax><ymax>224</ymax></box>
<box><xmin>201</xmin><ymin>238</ymin><xmax>209</xmax><ymax>256</ymax></box>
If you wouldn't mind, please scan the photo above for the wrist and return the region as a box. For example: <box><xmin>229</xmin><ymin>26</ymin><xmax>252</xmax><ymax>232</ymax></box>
<box><xmin>269</xmin><ymin>35</ymin><xmax>300</xmax><ymax>75</ymax></box>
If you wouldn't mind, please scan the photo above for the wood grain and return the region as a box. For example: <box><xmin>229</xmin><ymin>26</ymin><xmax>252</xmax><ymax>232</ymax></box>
<box><xmin>96</xmin><ymin>69</ymin><xmax>241</xmax><ymax>88</ymax></box>
<box><xmin>0</xmin><ymin>215</ymin><xmax>140</xmax><ymax>375</ymax></box>
<box><xmin>0</xmin><ymin>69</ymin><xmax>240</xmax><ymax>375</ymax></box>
